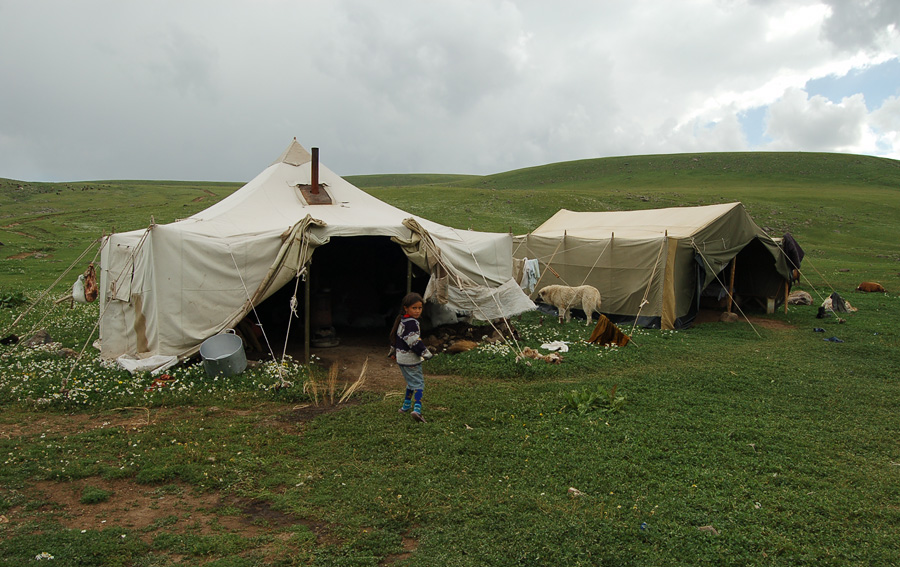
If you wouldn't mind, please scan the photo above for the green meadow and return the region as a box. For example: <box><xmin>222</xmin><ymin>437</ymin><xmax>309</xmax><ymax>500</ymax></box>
<box><xmin>1</xmin><ymin>152</ymin><xmax>899</xmax><ymax>565</ymax></box>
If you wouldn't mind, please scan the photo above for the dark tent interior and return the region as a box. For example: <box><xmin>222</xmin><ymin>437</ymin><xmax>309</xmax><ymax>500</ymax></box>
<box><xmin>242</xmin><ymin>236</ymin><xmax>429</xmax><ymax>357</ymax></box>
<box><xmin>698</xmin><ymin>237</ymin><xmax>789</xmax><ymax>317</ymax></box>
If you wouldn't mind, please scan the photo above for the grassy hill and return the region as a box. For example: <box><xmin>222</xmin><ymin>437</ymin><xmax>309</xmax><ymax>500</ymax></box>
<box><xmin>358</xmin><ymin>153</ymin><xmax>900</xmax><ymax>258</ymax></box>
<box><xmin>365</xmin><ymin>153</ymin><xmax>900</xmax><ymax>294</ymax></box>
<box><xmin>0</xmin><ymin>178</ymin><xmax>243</xmax><ymax>287</ymax></box>
<box><xmin>3</xmin><ymin>151</ymin><xmax>899</xmax><ymax>289</ymax></box>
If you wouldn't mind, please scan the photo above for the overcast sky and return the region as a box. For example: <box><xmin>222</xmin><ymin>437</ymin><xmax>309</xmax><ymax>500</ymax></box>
<box><xmin>1</xmin><ymin>0</ymin><xmax>898</xmax><ymax>182</ymax></box>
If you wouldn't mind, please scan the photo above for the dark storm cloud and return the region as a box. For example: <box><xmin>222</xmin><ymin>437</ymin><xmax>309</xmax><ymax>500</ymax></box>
<box><xmin>821</xmin><ymin>0</ymin><xmax>900</xmax><ymax>51</ymax></box>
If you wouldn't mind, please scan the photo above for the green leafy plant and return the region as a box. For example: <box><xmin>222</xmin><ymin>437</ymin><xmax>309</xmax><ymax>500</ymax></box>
<box><xmin>0</xmin><ymin>291</ymin><xmax>27</xmax><ymax>309</ymax></box>
<box><xmin>79</xmin><ymin>485</ymin><xmax>112</xmax><ymax>504</ymax></box>
<box><xmin>562</xmin><ymin>383</ymin><xmax>626</xmax><ymax>415</ymax></box>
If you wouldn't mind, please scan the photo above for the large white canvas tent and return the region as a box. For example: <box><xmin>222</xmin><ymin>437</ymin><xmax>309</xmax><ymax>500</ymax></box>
<box><xmin>99</xmin><ymin>139</ymin><xmax>534</xmax><ymax>360</ymax></box>
<box><xmin>514</xmin><ymin>203</ymin><xmax>793</xmax><ymax>329</ymax></box>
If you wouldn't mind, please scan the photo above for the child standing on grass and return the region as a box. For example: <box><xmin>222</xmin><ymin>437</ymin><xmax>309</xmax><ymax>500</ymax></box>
<box><xmin>389</xmin><ymin>292</ymin><xmax>432</xmax><ymax>423</ymax></box>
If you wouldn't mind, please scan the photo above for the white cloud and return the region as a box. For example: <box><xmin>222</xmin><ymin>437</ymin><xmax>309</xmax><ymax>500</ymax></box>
<box><xmin>765</xmin><ymin>4</ymin><xmax>830</xmax><ymax>42</ymax></box>
<box><xmin>761</xmin><ymin>87</ymin><xmax>900</xmax><ymax>159</ymax></box>
<box><xmin>764</xmin><ymin>88</ymin><xmax>868</xmax><ymax>150</ymax></box>
<box><xmin>870</xmin><ymin>96</ymin><xmax>900</xmax><ymax>159</ymax></box>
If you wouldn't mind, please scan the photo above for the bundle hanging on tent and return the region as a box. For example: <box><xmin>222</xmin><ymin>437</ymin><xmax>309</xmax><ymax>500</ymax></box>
<box><xmin>588</xmin><ymin>314</ymin><xmax>631</xmax><ymax>347</ymax></box>
<box><xmin>69</xmin><ymin>263</ymin><xmax>99</xmax><ymax>305</ymax></box>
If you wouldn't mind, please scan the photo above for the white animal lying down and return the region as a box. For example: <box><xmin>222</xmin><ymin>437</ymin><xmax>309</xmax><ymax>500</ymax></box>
<box><xmin>537</xmin><ymin>284</ymin><xmax>603</xmax><ymax>325</ymax></box>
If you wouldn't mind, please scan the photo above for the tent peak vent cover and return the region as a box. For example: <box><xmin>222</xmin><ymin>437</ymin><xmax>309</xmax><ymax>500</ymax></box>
<box><xmin>273</xmin><ymin>138</ymin><xmax>312</xmax><ymax>167</ymax></box>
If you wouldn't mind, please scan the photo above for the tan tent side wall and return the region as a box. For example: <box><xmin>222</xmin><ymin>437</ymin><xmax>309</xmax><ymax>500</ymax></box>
<box><xmin>516</xmin><ymin>202</ymin><xmax>794</xmax><ymax>329</ymax></box>
<box><xmin>100</xmin><ymin>230</ymin><xmax>157</xmax><ymax>358</ymax></box>
<box><xmin>515</xmin><ymin>233</ymin><xmax>667</xmax><ymax>319</ymax></box>
<box><xmin>159</xmin><ymin>228</ymin><xmax>282</xmax><ymax>354</ymax></box>
<box><xmin>101</xmin><ymin>224</ymin><xmax>287</xmax><ymax>359</ymax></box>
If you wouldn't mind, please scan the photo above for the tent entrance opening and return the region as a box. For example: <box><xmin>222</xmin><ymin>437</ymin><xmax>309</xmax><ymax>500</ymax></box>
<box><xmin>699</xmin><ymin>238</ymin><xmax>788</xmax><ymax>316</ymax></box>
<box><xmin>248</xmin><ymin>235</ymin><xmax>428</xmax><ymax>357</ymax></box>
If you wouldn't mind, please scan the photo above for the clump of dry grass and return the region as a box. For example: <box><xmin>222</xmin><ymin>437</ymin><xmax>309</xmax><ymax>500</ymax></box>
<box><xmin>327</xmin><ymin>362</ymin><xmax>338</xmax><ymax>405</ymax></box>
<box><xmin>304</xmin><ymin>370</ymin><xmax>320</xmax><ymax>405</ymax></box>
<box><xmin>304</xmin><ymin>358</ymin><xmax>368</xmax><ymax>406</ymax></box>
<box><xmin>339</xmin><ymin>357</ymin><xmax>368</xmax><ymax>403</ymax></box>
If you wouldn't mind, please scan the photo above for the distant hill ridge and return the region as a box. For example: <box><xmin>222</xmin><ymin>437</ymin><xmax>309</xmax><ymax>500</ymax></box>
<box><xmin>3</xmin><ymin>151</ymin><xmax>898</xmax><ymax>192</ymax></box>
<box><xmin>348</xmin><ymin>151</ymin><xmax>900</xmax><ymax>191</ymax></box>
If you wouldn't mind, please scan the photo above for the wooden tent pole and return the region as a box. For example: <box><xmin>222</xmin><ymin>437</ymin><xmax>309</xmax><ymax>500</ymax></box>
<box><xmin>407</xmin><ymin>258</ymin><xmax>413</xmax><ymax>294</ymax></box>
<box><xmin>304</xmin><ymin>264</ymin><xmax>311</xmax><ymax>365</ymax></box>
<box><xmin>784</xmin><ymin>280</ymin><xmax>789</xmax><ymax>314</ymax></box>
<box><xmin>726</xmin><ymin>257</ymin><xmax>737</xmax><ymax>313</ymax></box>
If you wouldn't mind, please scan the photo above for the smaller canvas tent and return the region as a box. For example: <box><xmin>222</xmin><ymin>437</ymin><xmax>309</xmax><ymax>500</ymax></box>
<box><xmin>514</xmin><ymin>203</ymin><xmax>793</xmax><ymax>329</ymax></box>
<box><xmin>99</xmin><ymin>139</ymin><xmax>534</xmax><ymax>361</ymax></box>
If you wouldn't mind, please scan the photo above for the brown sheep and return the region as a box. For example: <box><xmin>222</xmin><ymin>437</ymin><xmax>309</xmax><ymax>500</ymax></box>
<box><xmin>856</xmin><ymin>282</ymin><xmax>886</xmax><ymax>293</ymax></box>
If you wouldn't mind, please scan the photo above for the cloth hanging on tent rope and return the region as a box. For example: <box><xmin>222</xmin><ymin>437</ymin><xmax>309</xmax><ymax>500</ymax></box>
<box><xmin>526</xmin><ymin>238</ymin><xmax>565</xmax><ymax>293</ymax></box>
<box><xmin>3</xmin><ymin>238</ymin><xmax>103</xmax><ymax>338</ymax></box>
<box><xmin>5</xmin><ymin>237</ymin><xmax>106</xmax><ymax>394</ymax></box>
<box><xmin>519</xmin><ymin>258</ymin><xmax>540</xmax><ymax>292</ymax></box>
<box><xmin>781</xmin><ymin>233</ymin><xmax>804</xmax><ymax>273</ymax></box>
<box><xmin>754</xmin><ymin>225</ymin><xmax>831</xmax><ymax>303</ymax></box>
<box><xmin>588</xmin><ymin>314</ymin><xmax>631</xmax><ymax>347</ymax></box>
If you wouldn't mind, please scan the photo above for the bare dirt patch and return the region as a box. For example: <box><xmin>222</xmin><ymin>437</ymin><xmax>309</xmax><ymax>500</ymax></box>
<box><xmin>744</xmin><ymin>315</ymin><xmax>796</xmax><ymax>330</ymax></box>
<box><xmin>304</xmin><ymin>324</ymin><xmax>503</xmax><ymax>395</ymax></box>
<box><xmin>381</xmin><ymin>531</ymin><xmax>419</xmax><ymax>565</ymax></box>
<box><xmin>307</xmin><ymin>329</ymin><xmax>403</xmax><ymax>394</ymax></box>
<box><xmin>25</xmin><ymin>479</ymin><xmax>220</xmax><ymax>537</ymax></box>
<box><xmin>190</xmin><ymin>188</ymin><xmax>219</xmax><ymax>203</ymax></box>
<box><xmin>2</xmin><ymin>405</ymin><xmax>292</xmax><ymax>439</ymax></box>
<box><xmin>693</xmin><ymin>309</ymin><xmax>796</xmax><ymax>330</ymax></box>
<box><xmin>6</xmin><ymin>251</ymin><xmax>47</xmax><ymax>259</ymax></box>
<box><xmin>5</xmin><ymin>478</ymin><xmax>342</xmax><ymax>547</ymax></box>
<box><xmin>0</xmin><ymin>404</ymin><xmax>352</xmax><ymax>549</ymax></box>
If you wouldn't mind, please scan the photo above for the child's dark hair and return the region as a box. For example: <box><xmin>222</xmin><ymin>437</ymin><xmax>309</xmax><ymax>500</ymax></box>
<box><xmin>389</xmin><ymin>292</ymin><xmax>425</xmax><ymax>342</ymax></box>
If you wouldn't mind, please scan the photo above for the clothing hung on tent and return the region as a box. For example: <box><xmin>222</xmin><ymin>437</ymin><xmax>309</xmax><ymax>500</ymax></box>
<box><xmin>517</xmin><ymin>258</ymin><xmax>541</xmax><ymax>293</ymax></box>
